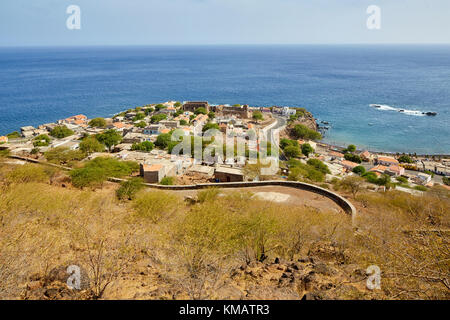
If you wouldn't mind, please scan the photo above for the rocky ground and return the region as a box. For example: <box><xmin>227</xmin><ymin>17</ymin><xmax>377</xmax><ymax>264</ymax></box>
<box><xmin>20</xmin><ymin>241</ymin><xmax>384</xmax><ymax>300</ymax></box>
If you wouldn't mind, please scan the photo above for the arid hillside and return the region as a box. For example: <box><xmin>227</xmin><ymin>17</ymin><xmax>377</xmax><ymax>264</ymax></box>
<box><xmin>0</xmin><ymin>160</ymin><xmax>448</xmax><ymax>300</ymax></box>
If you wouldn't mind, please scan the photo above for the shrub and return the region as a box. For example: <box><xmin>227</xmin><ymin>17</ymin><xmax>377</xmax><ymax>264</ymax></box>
<box><xmin>70</xmin><ymin>157</ymin><xmax>139</xmax><ymax>189</ymax></box>
<box><xmin>88</xmin><ymin>117</ymin><xmax>107</xmax><ymax>128</ymax></box>
<box><xmin>70</xmin><ymin>166</ymin><xmax>107</xmax><ymax>189</ymax></box>
<box><xmin>292</xmin><ymin>124</ymin><xmax>322</xmax><ymax>140</ymax></box>
<box><xmin>202</xmin><ymin>123</ymin><xmax>219</xmax><ymax>132</ymax></box>
<box><xmin>160</xmin><ymin>176</ymin><xmax>175</xmax><ymax>185</ymax></box>
<box><xmin>398</xmin><ymin>155</ymin><xmax>413</xmax><ymax>163</ymax></box>
<box><xmin>345</xmin><ymin>144</ymin><xmax>356</xmax><ymax>153</ymax></box>
<box><xmin>131</xmin><ymin>141</ymin><xmax>154</xmax><ymax>152</ymax></box>
<box><xmin>135</xmin><ymin>121</ymin><xmax>147</xmax><ymax>128</ymax></box>
<box><xmin>116</xmin><ymin>177</ymin><xmax>144</xmax><ymax>200</ymax></box>
<box><xmin>414</xmin><ymin>185</ymin><xmax>428</xmax><ymax>192</ymax></box>
<box><xmin>284</xmin><ymin>145</ymin><xmax>301</xmax><ymax>159</ymax></box>
<box><xmin>79</xmin><ymin>136</ymin><xmax>105</xmax><ymax>154</ymax></box>
<box><xmin>288</xmin><ymin>162</ymin><xmax>325</xmax><ymax>182</ymax></box>
<box><xmin>443</xmin><ymin>177</ymin><xmax>450</xmax><ymax>186</ymax></box>
<box><xmin>396</xmin><ymin>176</ymin><xmax>408</xmax><ymax>184</ymax></box>
<box><xmin>352</xmin><ymin>165</ymin><xmax>366</xmax><ymax>175</ymax></box>
<box><xmin>194</xmin><ymin>107</ymin><xmax>207</xmax><ymax>115</ymax></box>
<box><xmin>150</xmin><ymin>114</ymin><xmax>167</xmax><ymax>123</ymax></box>
<box><xmin>33</xmin><ymin>134</ymin><xmax>51</xmax><ymax>147</ymax></box>
<box><xmin>336</xmin><ymin>176</ymin><xmax>365</xmax><ymax>198</ymax></box>
<box><xmin>344</xmin><ymin>153</ymin><xmax>362</xmax><ymax>164</ymax></box>
<box><xmin>307</xmin><ymin>158</ymin><xmax>331</xmax><ymax>174</ymax></box>
<box><xmin>280</xmin><ymin>139</ymin><xmax>298</xmax><ymax>150</ymax></box>
<box><xmin>132</xmin><ymin>113</ymin><xmax>145</xmax><ymax>122</ymax></box>
<box><xmin>252</xmin><ymin>111</ymin><xmax>263</xmax><ymax>122</ymax></box>
<box><xmin>50</xmin><ymin>125</ymin><xmax>74</xmax><ymax>139</ymax></box>
<box><xmin>155</xmin><ymin>133</ymin><xmax>171</xmax><ymax>149</ymax></box>
<box><xmin>301</xmin><ymin>143</ymin><xmax>314</xmax><ymax>157</ymax></box>
<box><xmin>95</xmin><ymin>129</ymin><xmax>122</xmax><ymax>152</ymax></box>
<box><xmin>133</xmin><ymin>191</ymin><xmax>180</xmax><ymax>223</ymax></box>
<box><xmin>6</xmin><ymin>131</ymin><xmax>21</xmax><ymax>139</ymax></box>
<box><xmin>44</xmin><ymin>147</ymin><xmax>86</xmax><ymax>165</ymax></box>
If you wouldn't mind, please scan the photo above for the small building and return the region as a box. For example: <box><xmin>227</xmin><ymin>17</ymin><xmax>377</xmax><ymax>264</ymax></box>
<box><xmin>329</xmin><ymin>151</ymin><xmax>345</xmax><ymax>161</ymax></box>
<box><xmin>413</xmin><ymin>173</ymin><xmax>432</xmax><ymax>186</ymax></box>
<box><xmin>341</xmin><ymin>160</ymin><xmax>359</xmax><ymax>172</ymax></box>
<box><xmin>140</xmin><ymin>164</ymin><xmax>165</xmax><ymax>183</ymax></box>
<box><xmin>377</xmin><ymin>156</ymin><xmax>399</xmax><ymax>166</ymax></box>
<box><xmin>214</xmin><ymin>166</ymin><xmax>245</xmax><ymax>182</ymax></box>
<box><xmin>281</xmin><ymin>107</ymin><xmax>296</xmax><ymax>116</ymax></box>
<box><xmin>143</xmin><ymin>125</ymin><xmax>161</xmax><ymax>135</ymax></box>
<box><xmin>20</xmin><ymin>126</ymin><xmax>35</xmax><ymax>138</ymax></box>
<box><xmin>159</xmin><ymin>120</ymin><xmax>180</xmax><ymax>129</ymax></box>
<box><xmin>0</xmin><ymin>136</ymin><xmax>8</xmax><ymax>143</ymax></box>
<box><xmin>385</xmin><ymin>165</ymin><xmax>405</xmax><ymax>177</ymax></box>
<box><xmin>369</xmin><ymin>165</ymin><xmax>388</xmax><ymax>176</ymax></box>
<box><xmin>360</xmin><ymin>150</ymin><xmax>372</xmax><ymax>162</ymax></box>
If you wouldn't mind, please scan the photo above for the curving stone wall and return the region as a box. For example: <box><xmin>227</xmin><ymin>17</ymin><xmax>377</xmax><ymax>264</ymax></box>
<box><xmin>138</xmin><ymin>180</ymin><xmax>357</xmax><ymax>219</ymax></box>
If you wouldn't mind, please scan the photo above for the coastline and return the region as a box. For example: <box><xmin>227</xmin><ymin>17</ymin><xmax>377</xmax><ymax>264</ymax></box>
<box><xmin>2</xmin><ymin>104</ymin><xmax>449</xmax><ymax>158</ymax></box>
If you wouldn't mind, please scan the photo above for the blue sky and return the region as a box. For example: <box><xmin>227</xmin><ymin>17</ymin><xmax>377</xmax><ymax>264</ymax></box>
<box><xmin>1</xmin><ymin>0</ymin><xmax>449</xmax><ymax>46</ymax></box>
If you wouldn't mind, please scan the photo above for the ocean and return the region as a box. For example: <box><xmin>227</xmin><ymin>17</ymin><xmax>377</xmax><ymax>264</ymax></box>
<box><xmin>0</xmin><ymin>45</ymin><xmax>449</xmax><ymax>154</ymax></box>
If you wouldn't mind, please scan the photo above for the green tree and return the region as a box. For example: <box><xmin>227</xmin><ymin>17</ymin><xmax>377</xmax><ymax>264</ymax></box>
<box><xmin>352</xmin><ymin>165</ymin><xmax>366</xmax><ymax>175</ymax></box>
<box><xmin>398</xmin><ymin>155</ymin><xmax>413</xmax><ymax>163</ymax></box>
<box><xmin>151</xmin><ymin>114</ymin><xmax>167</xmax><ymax>123</ymax></box>
<box><xmin>345</xmin><ymin>144</ymin><xmax>357</xmax><ymax>153</ymax></box>
<box><xmin>337</xmin><ymin>176</ymin><xmax>365</xmax><ymax>198</ymax></box>
<box><xmin>208</xmin><ymin>111</ymin><xmax>215</xmax><ymax>120</ymax></box>
<box><xmin>133</xmin><ymin>113</ymin><xmax>146</xmax><ymax>121</ymax></box>
<box><xmin>88</xmin><ymin>117</ymin><xmax>107</xmax><ymax>128</ymax></box>
<box><xmin>179</xmin><ymin>119</ymin><xmax>188</xmax><ymax>126</ymax></box>
<box><xmin>135</xmin><ymin>121</ymin><xmax>147</xmax><ymax>128</ymax></box>
<box><xmin>292</xmin><ymin>124</ymin><xmax>322</xmax><ymax>140</ymax></box>
<box><xmin>96</xmin><ymin>129</ymin><xmax>123</xmax><ymax>152</ymax></box>
<box><xmin>301</xmin><ymin>143</ymin><xmax>314</xmax><ymax>157</ymax></box>
<box><xmin>174</xmin><ymin>101</ymin><xmax>182</xmax><ymax>108</ymax></box>
<box><xmin>155</xmin><ymin>133</ymin><xmax>172</xmax><ymax>149</ymax></box>
<box><xmin>79</xmin><ymin>136</ymin><xmax>105</xmax><ymax>154</ymax></box>
<box><xmin>44</xmin><ymin>146</ymin><xmax>86</xmax><ymax>165</ymax></box>
<box><xmin>155</xmin><ymin>104</ymin><xmax>166</xmax><ymax>111</ymax></box>
<box><xmin>194</xmin><ymin>107</ymin><xmax>207</xmax><ymax>115</ymax></box>
<box><xmin>284</xmin><ymin>145</ymin><xmax>301</xmax><ymax>159</ymax></box>
<box><xmin>252</xmin><ymin>111</ymin><xmax>263</xmax><ymax>123</ymax></box>
<box><xmin>202</xmin><ymin>122</ymin><xmax>219</xmax><ymax>132</ymax></box>
<box><xmin>50</xmin><ymin>125</ymin><xmax>74</xmax><ymax>139</ymax></box>
<box><xmin>131</xmin><ymin>141</ymin><xmax>154</xmax><ymax>152</ymax></box>
<box><xmin>344</xmin><ymin>153</ymin><xmax>362</xmax><ymax>163</ymax></box>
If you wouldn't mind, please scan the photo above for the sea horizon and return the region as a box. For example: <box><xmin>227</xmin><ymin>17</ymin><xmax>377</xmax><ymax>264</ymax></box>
<box><xmin>1</xmin><ymin>44</ymin><xmax>449</xmax><ymax>154</ymax></box>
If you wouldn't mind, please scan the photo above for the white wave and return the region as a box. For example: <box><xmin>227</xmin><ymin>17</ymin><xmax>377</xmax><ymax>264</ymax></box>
<box><xmin>369</xmin><ymin>104</ymin><xmax>397</xmax><ymax>111</ymax></box>
<box><xmin>370</xmin><ymin>104</ymin><xmax>429</xmax><ymax>117</ymax></box>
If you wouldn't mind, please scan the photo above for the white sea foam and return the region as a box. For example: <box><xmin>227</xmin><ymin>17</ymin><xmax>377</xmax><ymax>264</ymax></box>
<box><xmin>369</xmin><ymin>104</ymin><xmax>428</xmax><ymax>116</ymax></box>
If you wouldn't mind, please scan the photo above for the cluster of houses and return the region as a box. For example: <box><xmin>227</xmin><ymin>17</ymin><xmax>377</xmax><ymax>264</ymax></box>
<box><xmin>1</xmin><ymin>100</ymin><xmax>449</xmax><ymax>189</ymax></box>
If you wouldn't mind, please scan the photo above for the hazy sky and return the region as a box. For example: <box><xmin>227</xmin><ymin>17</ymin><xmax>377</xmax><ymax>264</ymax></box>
<box><xmin>1</xmin><ymin>0</ymin><xmax>449</xmax><ymax>46</ymax></box>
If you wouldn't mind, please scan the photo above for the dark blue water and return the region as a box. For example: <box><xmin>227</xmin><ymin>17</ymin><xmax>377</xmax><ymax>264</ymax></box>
<box><xmin>0</xmin><ymin>45</ymin><xmax>449</xmax><ymax>154</ymax></box>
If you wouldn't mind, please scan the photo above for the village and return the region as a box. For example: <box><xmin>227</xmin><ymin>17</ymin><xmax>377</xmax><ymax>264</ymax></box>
<box><xmin>0</xmin><ymin>101</ymin><xmax>449</xmax><ymax>193</ymax></box>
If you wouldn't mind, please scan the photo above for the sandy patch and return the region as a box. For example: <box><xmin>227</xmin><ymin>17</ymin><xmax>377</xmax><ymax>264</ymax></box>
<box><xmin>252</xmin><ymin>192</ymin><xmax>291</xmax><ymax>203</ymax></box>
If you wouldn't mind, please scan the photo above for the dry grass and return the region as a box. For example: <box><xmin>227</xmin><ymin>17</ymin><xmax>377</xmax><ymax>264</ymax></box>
<box><xmin>0</xmin><ymin>160</ymin><xmax>448</xmax><ymax>300</ymax></box>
